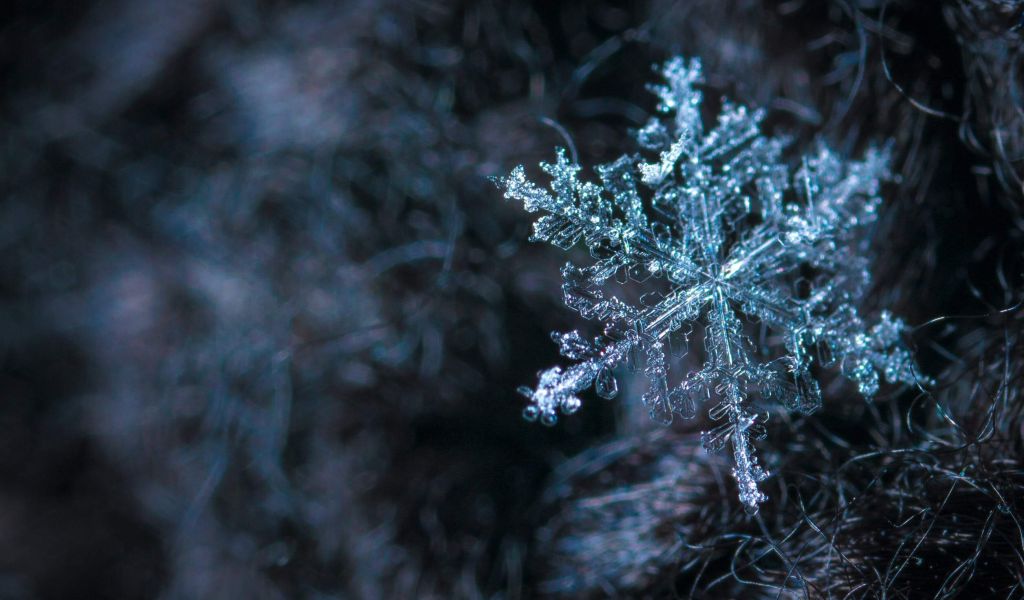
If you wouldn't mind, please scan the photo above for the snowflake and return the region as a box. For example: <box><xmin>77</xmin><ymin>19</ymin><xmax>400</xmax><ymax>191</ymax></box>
<box><xmin>496</xmin><ymin>57</ymin><xmax>929</xmax><ymax>512</ymax></box>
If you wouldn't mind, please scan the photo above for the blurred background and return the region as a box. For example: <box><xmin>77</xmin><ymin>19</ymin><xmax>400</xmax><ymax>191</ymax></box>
<box><xmin>1</xmin><ymin>1</ymin><xmax>1022</xmax><ymax>598</ymax></box>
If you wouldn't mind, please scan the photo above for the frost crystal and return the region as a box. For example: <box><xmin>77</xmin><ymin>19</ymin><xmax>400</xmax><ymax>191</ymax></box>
<box><xmin>497</xmin><ymin>57</ymin><xmax>929</xmax><ymax>512</ymax></box>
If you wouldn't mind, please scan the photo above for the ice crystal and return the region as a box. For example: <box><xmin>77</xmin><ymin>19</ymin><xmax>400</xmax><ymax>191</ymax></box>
<box><xmin>497</xmin><ymin>57</ymin><xmax>928</xmax><ymax>512</ymax></box>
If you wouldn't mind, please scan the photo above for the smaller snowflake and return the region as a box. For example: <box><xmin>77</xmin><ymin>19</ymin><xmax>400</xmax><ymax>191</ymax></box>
<box><xmin>497</xmin><ymin>57</ymin><xmax>929</xmax><ymax>512</ymax></box>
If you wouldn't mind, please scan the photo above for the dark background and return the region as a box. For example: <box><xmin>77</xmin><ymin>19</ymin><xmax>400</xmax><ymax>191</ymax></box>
<box><xmin>1</xmin><ymin>1</ymin><xmax>1022</xmax><ymax>598</ymax></box>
